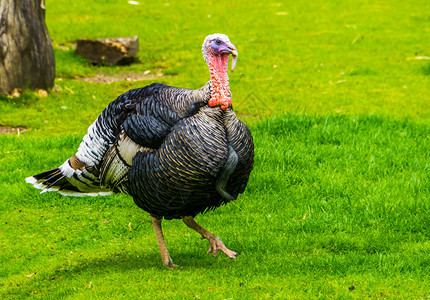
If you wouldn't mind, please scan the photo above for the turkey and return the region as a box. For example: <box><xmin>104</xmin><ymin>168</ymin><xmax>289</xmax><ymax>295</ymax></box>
<box><xmin>26</xmin><ymin>33</ymin><xmax>254</xmax><ymax>268</ymax></box>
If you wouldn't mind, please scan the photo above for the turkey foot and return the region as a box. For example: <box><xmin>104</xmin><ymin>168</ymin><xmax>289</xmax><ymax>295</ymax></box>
<box><xmin>203</xmin><ymin>235</ymin><xmax>238</xmax><ymax>258</ymax></box>
<box><xmin>183</xmin><ymin>216</ymin><xmax>237</xmax><ymax>259</ymax></box>
<box><xmin>151</xmin><ymin>215</ymin><xmax>177</xmax><ymax>268</ymax></box>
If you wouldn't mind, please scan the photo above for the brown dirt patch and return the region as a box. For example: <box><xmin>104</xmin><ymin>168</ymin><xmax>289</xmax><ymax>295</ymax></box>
<box><xmin>0</xmin><ymin>125</ymin><xmax>28</xmax><ymax>135</ymax></box>
<box><xmin>75</xmin><ymin>70</ymin><xmax>166</xmax><ymax>84</ymax></box>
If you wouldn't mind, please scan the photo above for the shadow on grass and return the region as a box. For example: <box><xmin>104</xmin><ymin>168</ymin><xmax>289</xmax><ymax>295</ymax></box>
<box><xmin>47</xmin><ymin>248</ymin><xmax>230</xmax><ymax>278</ymax></box>
<box><xmin>2</xmin><ymin>249</ymin><xmax>237</xmax><ymax>298</ymax></box>
<box><xmin>422</xmin><ymin>63</ymin><xmax>430</xmax><ymax>76</ymax></box>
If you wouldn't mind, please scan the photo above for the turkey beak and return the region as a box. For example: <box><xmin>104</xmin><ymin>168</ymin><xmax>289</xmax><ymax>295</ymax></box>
<box><xmin>226</xmin><ymin>42</ymin><xmax>238</xmax><ymax>71</ymax></box>
<box><xmin>231</xmin><ymin>49</ymin><xmax>238</xmax><ymax>72</ymax></box>
<box><xmin>220</xmin><ymin>42</ymin><xmax>238</xmax><ymax>71</ymax></box>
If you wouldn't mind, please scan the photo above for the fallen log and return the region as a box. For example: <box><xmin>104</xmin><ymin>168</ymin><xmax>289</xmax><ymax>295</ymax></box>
<box><xmin>75</xmin><ymin>36</ymin><xmax>139</xmax><ymax>65</ymax></box>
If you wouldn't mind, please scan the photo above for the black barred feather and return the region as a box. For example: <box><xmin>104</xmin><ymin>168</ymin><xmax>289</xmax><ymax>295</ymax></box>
<box><xmin>34</xmin><ymin>168</ymin><xmax>65</xmax><ymax>189</ymax></box>
<box><xmin>123</xmin><ymin>115</ymin><xmax>170</xmax><ymax>148</ymax></box>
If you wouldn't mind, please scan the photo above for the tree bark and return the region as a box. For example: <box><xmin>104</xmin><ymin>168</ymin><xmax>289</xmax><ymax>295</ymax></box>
<box><xmin>0</xmin><ymin>0</ymin><xmax>55</xmax><ymax>94</ymax></box>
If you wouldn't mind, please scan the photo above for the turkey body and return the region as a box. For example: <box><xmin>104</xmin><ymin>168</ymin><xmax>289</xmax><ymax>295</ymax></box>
<box><xmin>110</xmin><ymin>82</ymin><xmax>253</xmax><ymax>219</ymax></box>
<box><xmin>33</xmin><ymin>82</ymin><xmax>254</xmax><ymax>219</ymax></box>
<box><xmin>26</xmin><ymin>33</ymin><xmax>254</xmax><ymax>267</ymax></box>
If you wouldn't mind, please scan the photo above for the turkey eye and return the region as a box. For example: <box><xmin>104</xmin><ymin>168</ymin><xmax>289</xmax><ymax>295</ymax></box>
<box><xmin>215</xmin><ymin>39</ymin><xmax>222</xmax><ymax>45</ymax></box>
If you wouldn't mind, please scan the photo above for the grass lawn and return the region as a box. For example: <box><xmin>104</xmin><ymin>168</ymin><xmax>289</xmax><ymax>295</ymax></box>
<box><xmin>1</xmin><ymin>0</ymin><xmax>430</xmax><ymax>298</ymax></box>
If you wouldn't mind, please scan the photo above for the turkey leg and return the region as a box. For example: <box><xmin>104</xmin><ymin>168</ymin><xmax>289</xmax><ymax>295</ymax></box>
<box><xmin>150</xmin><ymin>215</ymin><xmax>176</xmax><ymax>268</ymax></box>
<box><xmin>182</xmin><ymin>216</ymin><xmax>237</xmax><ymax>259</ymax></box>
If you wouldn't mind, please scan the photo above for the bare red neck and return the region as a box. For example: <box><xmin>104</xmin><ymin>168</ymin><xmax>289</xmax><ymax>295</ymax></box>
<box><xmin>208</xmin><ymin>53</ymin><xmax>231</xmax><ymax>110</ymax></box>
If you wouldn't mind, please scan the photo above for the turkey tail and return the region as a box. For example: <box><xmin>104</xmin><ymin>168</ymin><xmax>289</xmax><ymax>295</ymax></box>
<box><xmin>26</xmin><ymin>168</ymin><xmax>75</xmax><ymax>194</ymax></box>
<box><xmin>26</xmin><ymin>158</ymin><xmax>113</xmax><ymax>197</ymax></box>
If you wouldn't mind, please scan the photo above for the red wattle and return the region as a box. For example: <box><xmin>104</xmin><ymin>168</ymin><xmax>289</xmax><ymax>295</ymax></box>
<box><xmin>208</xmin><ymin>97</ymin><xmax>231</xmax><ymax>110</ymax></box>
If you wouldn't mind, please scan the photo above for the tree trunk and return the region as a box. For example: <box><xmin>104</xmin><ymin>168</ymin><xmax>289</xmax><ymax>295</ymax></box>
<box><xmin>0</xmin><ymin>0</ymin><xmax>55</xmax><ymax>95</ymax></box>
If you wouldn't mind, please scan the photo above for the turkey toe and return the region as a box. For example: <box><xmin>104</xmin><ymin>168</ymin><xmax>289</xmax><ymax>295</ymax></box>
<box><xmin>207</xmin><ymin>237</ymin><xmax>237</xmax><ymax>259</ymax></box>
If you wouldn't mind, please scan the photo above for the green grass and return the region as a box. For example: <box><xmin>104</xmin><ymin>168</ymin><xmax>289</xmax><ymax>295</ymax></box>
<box><xmin>1</xmin><ymin>0</ymin><xmax>430</xmax><ymax>298</ymax></box>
